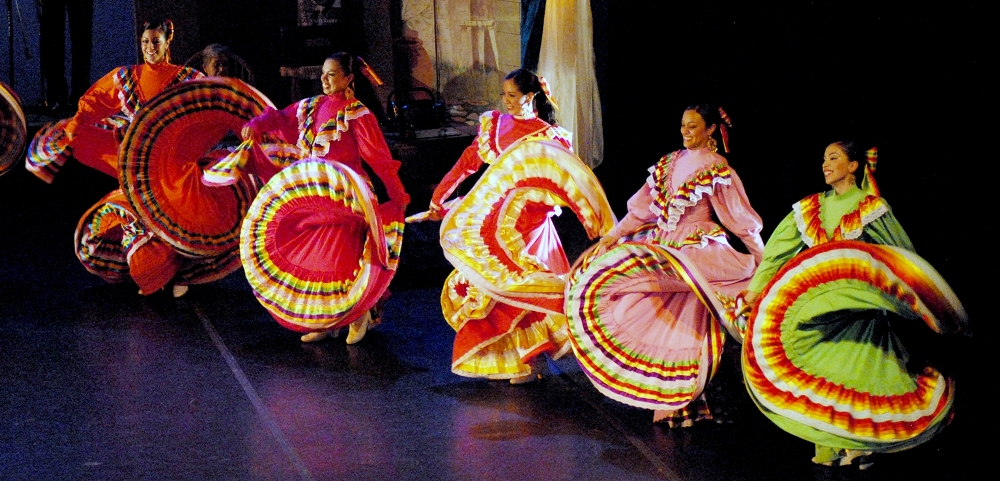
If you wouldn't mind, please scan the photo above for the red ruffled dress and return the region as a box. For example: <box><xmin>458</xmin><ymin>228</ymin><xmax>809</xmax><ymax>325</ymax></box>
<box><xmin>237</xmin><ymin>93</ymin><xmax>410</xmax><ymax>332</ymax></box>
<box><xmin>433</xmin><ymin>111</ymin><xmax>600</xmax><ymax>379</ymax></box>
<box><xmin>26</xmin><ymin>63</ymin><xmax>202</xmax><ymax>182</ymax></box>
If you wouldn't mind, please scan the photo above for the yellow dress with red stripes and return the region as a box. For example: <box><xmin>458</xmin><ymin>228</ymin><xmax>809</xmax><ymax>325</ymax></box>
<box><xmin>434</xmin><ymin>113</ymin><xmax>613</xmax><ymax>379</ymax></box>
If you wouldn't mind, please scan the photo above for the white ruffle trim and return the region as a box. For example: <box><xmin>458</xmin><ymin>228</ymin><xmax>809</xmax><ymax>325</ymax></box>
<box><xmin>647</xmin><ymin>173</ymin><xmax>732</xmax><ymax>233</ymax></box>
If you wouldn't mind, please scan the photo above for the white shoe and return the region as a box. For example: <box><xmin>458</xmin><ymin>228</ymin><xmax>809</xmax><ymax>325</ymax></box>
<box><xmin>300</xmin><ymin>331</ymin><xmax>333</xmax><ymax>343</ymax></box>
<box><xmin>172</xmin><ymin>285</ymin><xmax>189</xmax><ymax>298</ymax></box>
<box><xmin>345</xmin><ymin>312</ymin><xmax>372</xmax><ymax>345</ymax></box>
<box><xmin>509</xmin><ymin>371</ymin><xmax>539</xmax><ymax>385</ymax></box>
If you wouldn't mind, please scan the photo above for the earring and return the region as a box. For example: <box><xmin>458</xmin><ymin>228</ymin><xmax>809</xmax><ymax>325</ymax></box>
<box><xmin>519</xmin><ymin>94</ymin><xmax>536</xmax><ymax>119</ymax></box>
<box><xmin>345</xmin><ymin>85</ymin><xmax>355</xmax><ymax>99</ymax></box>
<box><xmin>707</xmin><ymin>137</ymin><xmax>718</xmax><ymax>153</ymax></box>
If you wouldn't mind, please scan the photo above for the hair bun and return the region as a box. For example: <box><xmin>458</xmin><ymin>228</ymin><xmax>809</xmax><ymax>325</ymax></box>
<box><xmin>164</xmin><ymin>19</ymin><xmax>175</xmax><ymax>42</ymax></box>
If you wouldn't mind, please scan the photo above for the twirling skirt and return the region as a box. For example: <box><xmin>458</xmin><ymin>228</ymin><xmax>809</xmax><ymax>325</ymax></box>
<box><xmin>439</xmin><ymin>139</ymin><xmax>615</xmax><ymax>378</ymax></box>
<box><xmin>241</xmin><ymin>158</ymin><xmax>404</xmax><ymax>333</ymax></box>
<box><xmin>1</xmin><ymin>81</ymin><xmax>26</xmax><ymax>177</ymax></box>
<box><xmin>119</xmin><ymin>78</ymin><xmax>271</xmax><ymax>257</ymax></box>
<box><xmin>743</xmin><ymin>240</ymin><xmax>968</xmax><ymax>452</ymax></box>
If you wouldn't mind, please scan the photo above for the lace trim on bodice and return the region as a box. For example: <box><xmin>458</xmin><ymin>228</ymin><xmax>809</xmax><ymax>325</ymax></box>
<box><xmin>792</xmin><ymin>193</ymin><xmax>889</xmax><ymax>247</ymax></box>
<box><xmin>646</xmin><ymin>151</ymin><xmax>733</xmax><ymax>233</ymax></box>
<box><xmin>295</xmin><ymin>96</ymin><xmax>370</xmax><ymax>158</ymax></box>
<box><xmin>476</xmin><ymin>112</ymin><xmax>573</xmax><ymax>165</ymax></box>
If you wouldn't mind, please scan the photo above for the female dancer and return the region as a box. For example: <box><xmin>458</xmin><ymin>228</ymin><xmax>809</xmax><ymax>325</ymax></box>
<box><xmin>239</xmin><ymin>52</ymin><xmax>410</xmax><ymax>344</ymax></box>
<box><xmin>75</xmin><ymin>189</ymin><xmax>241</xmax><ymax>298</ymax></box>
<box><xmin>742</xmin><ymin>141</ymin><xmax>967</xmax><ymax>468</ymax></box>
<box><xmin>26</xmin><ymin>18</ymin><xmax>203</xmax><ymax>182</ymax></box>
<box><xmin>426</xmin><ymin>68</ymin><xmax>614</xmax><ymax>384</ymax></box>
<box><xmin>1</xmin><ymin>81</ymin><xmax>26</xmax><ymax>177</ymax></box>
<box><xmin>565</xmin><ymin>104</ymin><xmax>764</xmax><ymax>425</ymax></box>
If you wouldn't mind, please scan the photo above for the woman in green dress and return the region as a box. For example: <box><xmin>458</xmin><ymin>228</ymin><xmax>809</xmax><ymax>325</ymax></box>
<box><xmin>742</xmin><ymin>141</ymin><xmax>968</xmax><ymax>469</ymax></box>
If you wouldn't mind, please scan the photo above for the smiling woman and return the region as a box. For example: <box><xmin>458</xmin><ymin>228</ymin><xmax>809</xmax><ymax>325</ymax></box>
<box><xmin>25</xmin><ymin>18</ymin><xmax>204</xmax><ymax>183</ymax></box>
<box><xmin>564</xmin><ymin>102</ymin><xmax>763</xmax><ymax>426</ymax></box>
<box><xmin>742</xmin><ymin>141</ymin><xmax>968</xmax><ymax>469</ymax></box>
<box><xmin>821</xmin><ymin>141</ymin><xmax>859</xmax><ymax>194</ymax></box>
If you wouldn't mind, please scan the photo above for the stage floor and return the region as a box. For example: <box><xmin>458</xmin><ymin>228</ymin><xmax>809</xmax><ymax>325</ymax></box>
<box><xmin>0</xmin><ymin>162</ymin><xmax>977</xmax><ymax>481</ymax></box>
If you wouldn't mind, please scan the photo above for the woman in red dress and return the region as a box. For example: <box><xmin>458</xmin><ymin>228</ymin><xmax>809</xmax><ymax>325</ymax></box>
<box><xmin>240</xmin><ymin>52</ymin><xmax>410</xmax><ymax>344</ymax></box>
<box><xmin>426</xmin><ymin>69</ymin><xmax>612</xmax><ymax>384</ymax></box>
<box><xmin>26</xmin><ymin>18</ymin><xmax>203</xmax><ymax>182</ymax></box>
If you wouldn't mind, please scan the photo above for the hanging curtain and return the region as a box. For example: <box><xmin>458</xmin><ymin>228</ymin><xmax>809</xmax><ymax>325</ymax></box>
<box><xmin>537</xmin><ymin>0</ymin><xmax>604</xmax><ymax>168</ymax></box>
<box><xmin>520</xmin><ymin>0</ymin><xmax>547</xmax><ymax>70</ymax></box>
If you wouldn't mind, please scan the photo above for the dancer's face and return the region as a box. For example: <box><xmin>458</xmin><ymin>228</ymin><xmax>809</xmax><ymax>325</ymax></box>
<box><xmin>321</xmin><ymin>59</ymin><xmax>354</xmax><ymax>96</ymax></box>
<box><xmin>680</xmin><ymin>110</ymin><xmax>716</xmax><ymax>150</ymax></box>
<box><xmin>141</xmin><ymin>29</ymin><xmax>169</xmax><ymax>65</ymax></box>
<box><xmin>502</xmin><ymin>79</ymin><xmax>530</xmax><ymax>115</ymax></box>
<box><xmin>822</xmin><ymin>143</ymin><xmax>859</xmax><ymax>192</ymax></box>
<box><xmin>204</xmin><ymin>56</ymin><xmax>227</xmax><ymax>77</ymax></box>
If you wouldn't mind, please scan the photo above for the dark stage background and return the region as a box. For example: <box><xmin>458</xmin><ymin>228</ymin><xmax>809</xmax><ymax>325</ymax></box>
<box><xmin>598</xmin><ymin>2</ymin><xmax>982</xmax><ymax>329</ymax></box>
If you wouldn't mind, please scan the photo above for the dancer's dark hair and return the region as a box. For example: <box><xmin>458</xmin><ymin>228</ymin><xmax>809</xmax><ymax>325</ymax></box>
<box><xmin>327</xmin><ymin>52</ymin><xmax>387</xmax><ymax>124</ymax></box>
<box><xmin>505</xmin><ymin>68</ymin><xmax>557</xmax><ymax>126</ymax></box>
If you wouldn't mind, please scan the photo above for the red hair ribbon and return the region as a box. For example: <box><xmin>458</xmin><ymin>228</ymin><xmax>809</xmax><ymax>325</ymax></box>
<box><xmin>862</xmin><ymin>146</ymin><xmax>880</xmax><ymax>196</ymax></box>
<box><xmin>718</xmin><ymin>107</ymin><xmax>732</xmax><ymax>153</ymax></box>
<box><xmin>357</xmin><ymin>57</ymin><xmax>384</xmax><ymax>87</ymax></box>
<box><xmin>537</xmin><ymin>75</ymin><xmax>559</xmax><ymax>110</ymax></box>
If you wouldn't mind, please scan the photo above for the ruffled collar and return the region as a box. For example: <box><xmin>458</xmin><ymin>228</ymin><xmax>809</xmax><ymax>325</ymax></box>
<box><xmin>646</xmin><ymin>149</ymin><xmax>733</xmax><ymax>232</ymax></box>
<box><xmin>295</xmin><ymin>94</ymin><xmax>369</xmax><ymax>157</ymax></box>
<box><xmin>792</xmin><ymin>186</ymin><xmax>888</xmax><ymax>247</ymax></box>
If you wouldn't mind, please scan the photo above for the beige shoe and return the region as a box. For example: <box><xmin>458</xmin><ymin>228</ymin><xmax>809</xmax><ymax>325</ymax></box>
<box><xmin>300</xmin><ymin>331</ymin><xmax>333</xmax><ymax>343</ymax></box>
<box><xmin>172</xmin><ymin>285</ymin><xmax>189</xmax><ymax>298</ymax></box>
<box><xmin>509</xmin><ymin>371</ymin><xmax>539</xmax><ymax>385</ymax></box>
<box><xmin>345</xmin><ymin>312</ymin><xmax>372</xmax><ymax>345</ymax></box>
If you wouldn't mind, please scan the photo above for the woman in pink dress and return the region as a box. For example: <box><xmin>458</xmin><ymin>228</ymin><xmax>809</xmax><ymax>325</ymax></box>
<box><xmin>566</xmin><ymin>104</ymin><xmax>764</xmax><ymax>425</ymax></box>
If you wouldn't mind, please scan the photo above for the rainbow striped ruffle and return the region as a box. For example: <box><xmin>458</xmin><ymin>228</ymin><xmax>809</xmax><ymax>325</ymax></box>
<box><xmin>203</xmin><ymin>139</ymin><xmax>301</xmax><ymax>187</ymax></box>
<box><xmin>566</xmin><ymin>242</ymin><xmax>728</xmax><ymax>410</ymax></box>
<box><xmin>75</xmin><ymin>189</ymin><xmax>243</xmax><ymax>288</ymax></box>
<box><xmin>75</xmin><ymin>191</ymin><xmax>132</xmax><ymax>283</ymax></box>
<box><xmin>440</xmin><ymin>139</ymin><xmax>615</xmax><ymax>315</ymax></box>
<box><xmin>744</xmin><ymin>240</ymin><xmax>967</xmax><ymax>450</ymax></box>
<box><xmin>25</xmin><ymin>119</ymin><xmax>71</xmax><ymax>184</ymax></box>
<box><xmin>1</xmin><ymin>81</ymin><xmax>26</xmax><ymax>177</ymax></box>
<box><xmin>120</xmin><ymin>77</ymin><xmax>271</xmax><ymax>257</ymax></box>
<box><xmin>241</xmin><ymin>158</ymin><xmax>404</xmax><ymax>332</ymax></box>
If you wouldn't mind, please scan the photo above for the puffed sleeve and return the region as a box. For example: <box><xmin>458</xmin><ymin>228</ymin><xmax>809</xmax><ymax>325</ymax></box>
<box><xmin>710</xmin><ymin>168</ymin><xmax>765</xmax><ymax>263</ymax></box>
<box><xmin>747</xmin><ymin>211</ymin><xmax>806</xmax><ymax>293</ymax></box>
<box><xmin>605</xmin><ymin>182</ymin><xmax>659</xmax><ymax>240</ymax></box>
<box><xmin>863</xmin><ymin>202</ymin><xmax>915</xmax><ymax>252</ymax></box>
<box><xmin>353</xmin><ymin>109</ymin><xmax>410</xmax><ymax>209</ymax></box>
<box><xmin>244</xmin><ymin>101</ymin><xmax>301</xmax><ymax>145</ymax></box>
<box><xmin>64</xmin><ymin>69</ymin><xmax>122</xmax><ymax>139</ymax></box>
<box><xmin>430</xmin><ymin>142</ymin><xmax>484</xmax><ymax>209</ymax></box>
